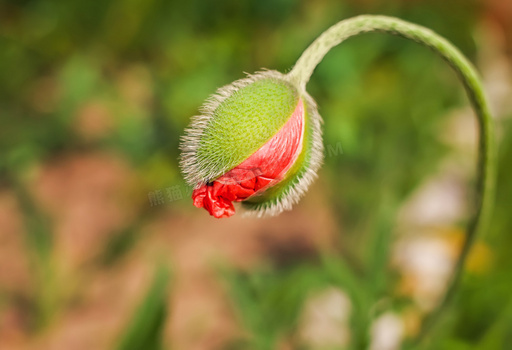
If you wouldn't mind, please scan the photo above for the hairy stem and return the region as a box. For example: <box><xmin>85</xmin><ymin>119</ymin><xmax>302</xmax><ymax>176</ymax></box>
<box><xmin>289</xmin><ymin>15</ymin><xmax>496</xmax><ymax>344</ymax></box>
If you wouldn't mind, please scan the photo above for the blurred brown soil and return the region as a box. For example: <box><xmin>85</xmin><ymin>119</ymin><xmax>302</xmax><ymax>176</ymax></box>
<box><xmin>0</xmin><ymin>151</ymin><xmax>338</xmax><ymax>350</ymax></box>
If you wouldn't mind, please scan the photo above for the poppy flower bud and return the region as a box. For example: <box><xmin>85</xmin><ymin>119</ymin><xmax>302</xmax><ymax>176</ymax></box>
<box><xmin>180</xmin><ymin>71</ymin><xmax>323</xmax><ymax>218</ymax></box>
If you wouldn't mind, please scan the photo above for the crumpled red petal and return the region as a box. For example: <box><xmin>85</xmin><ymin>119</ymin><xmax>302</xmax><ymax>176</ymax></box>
<box><xmin>192</xmin><ymin>98</ymin><xmax>305</xmax><ymax>218</ymax></box>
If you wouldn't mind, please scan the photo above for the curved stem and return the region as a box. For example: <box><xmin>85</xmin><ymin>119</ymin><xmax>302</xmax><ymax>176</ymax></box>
<box><xmin>289</xmin><ymin>15</ymin><xmax>496</xmax><ymax>344</ymax></box>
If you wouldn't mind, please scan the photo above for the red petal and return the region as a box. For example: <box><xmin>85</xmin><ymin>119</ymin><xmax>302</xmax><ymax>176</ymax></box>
<box><xmin>192</xmin><ymin>98</ymin><xmax>305</xmax><ymax>218</ymax></box>
<box><xmin>192</xmin><ymin>186</ymin><xmax>207</xmax><ymax>208</ymax></box>
<box><xmin>255</xmin><ymin>176</ymin><xmax>273</xmax><ymax>191</ymax></box>
<box><xmin>203</xmin><ymin>188</ymin><xmax>235</xmax><ymax>218</ymax></box>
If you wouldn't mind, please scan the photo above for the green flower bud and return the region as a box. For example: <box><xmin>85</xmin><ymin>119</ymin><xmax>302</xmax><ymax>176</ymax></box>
<box><xmin>180</xmin><ymin>71</ymin><xmax>323</xmax><ymax>217</ymax></box>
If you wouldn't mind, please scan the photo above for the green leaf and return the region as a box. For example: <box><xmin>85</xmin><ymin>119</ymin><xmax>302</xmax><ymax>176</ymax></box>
<box><xmin>115</xmin><ymin>265</ymin><xmax>170</xmax><ymax>350</ymax></box>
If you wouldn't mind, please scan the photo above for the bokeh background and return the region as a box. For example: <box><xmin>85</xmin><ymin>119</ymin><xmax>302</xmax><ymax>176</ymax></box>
<box><xmin>1</xmin><ymin>0</ymin><xmax>512</xmax><ymax>349</ymax></box>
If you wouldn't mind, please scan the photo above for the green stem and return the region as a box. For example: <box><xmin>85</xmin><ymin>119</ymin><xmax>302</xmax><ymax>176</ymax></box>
<box><xmin>289</xmin><ymin>15</ymin><xmax>496</xmax><ymax>344</ymax></box>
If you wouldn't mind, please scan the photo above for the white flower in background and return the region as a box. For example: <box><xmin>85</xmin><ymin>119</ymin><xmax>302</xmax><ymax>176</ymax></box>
<box><xmin>397</xmin><ymin>169</ymin><xmax>467</xmax><ymax>228</ymax></box>
<box><xmin>395</xmin><ymin>163</ymin><xmax>467</xmax><ymax>313</ymax></box>
<box><xmin>393</xmin><ymin>232</ymin><xmax>457</xmax><ymax>311</ymax></box>
<box><xmin>393</xmin><ymin>228</ymin><xmax>492</xmax><ymax>312</ymax></box>
<box><xmin>298</xmin><ymin>287</ymin><xmax>352</xmax><ymax>349</ymax></box>
<box><xmin>369</xmin><ymin>312</ymin><xmax>405</xmax><ymax>350</ymax></box>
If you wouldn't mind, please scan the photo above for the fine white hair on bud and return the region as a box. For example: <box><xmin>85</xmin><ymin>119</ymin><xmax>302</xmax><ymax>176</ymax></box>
<box><xmin>179</xmin><ymin>70</ymin><xmax>324</xmax><ymax>218</ymax></box>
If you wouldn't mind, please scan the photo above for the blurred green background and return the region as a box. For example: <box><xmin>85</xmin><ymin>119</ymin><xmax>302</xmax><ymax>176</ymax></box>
<box><xmin>1</xmin><ymin>0</ymin><xmax>511</xmax><ymax>349</ymax></box>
